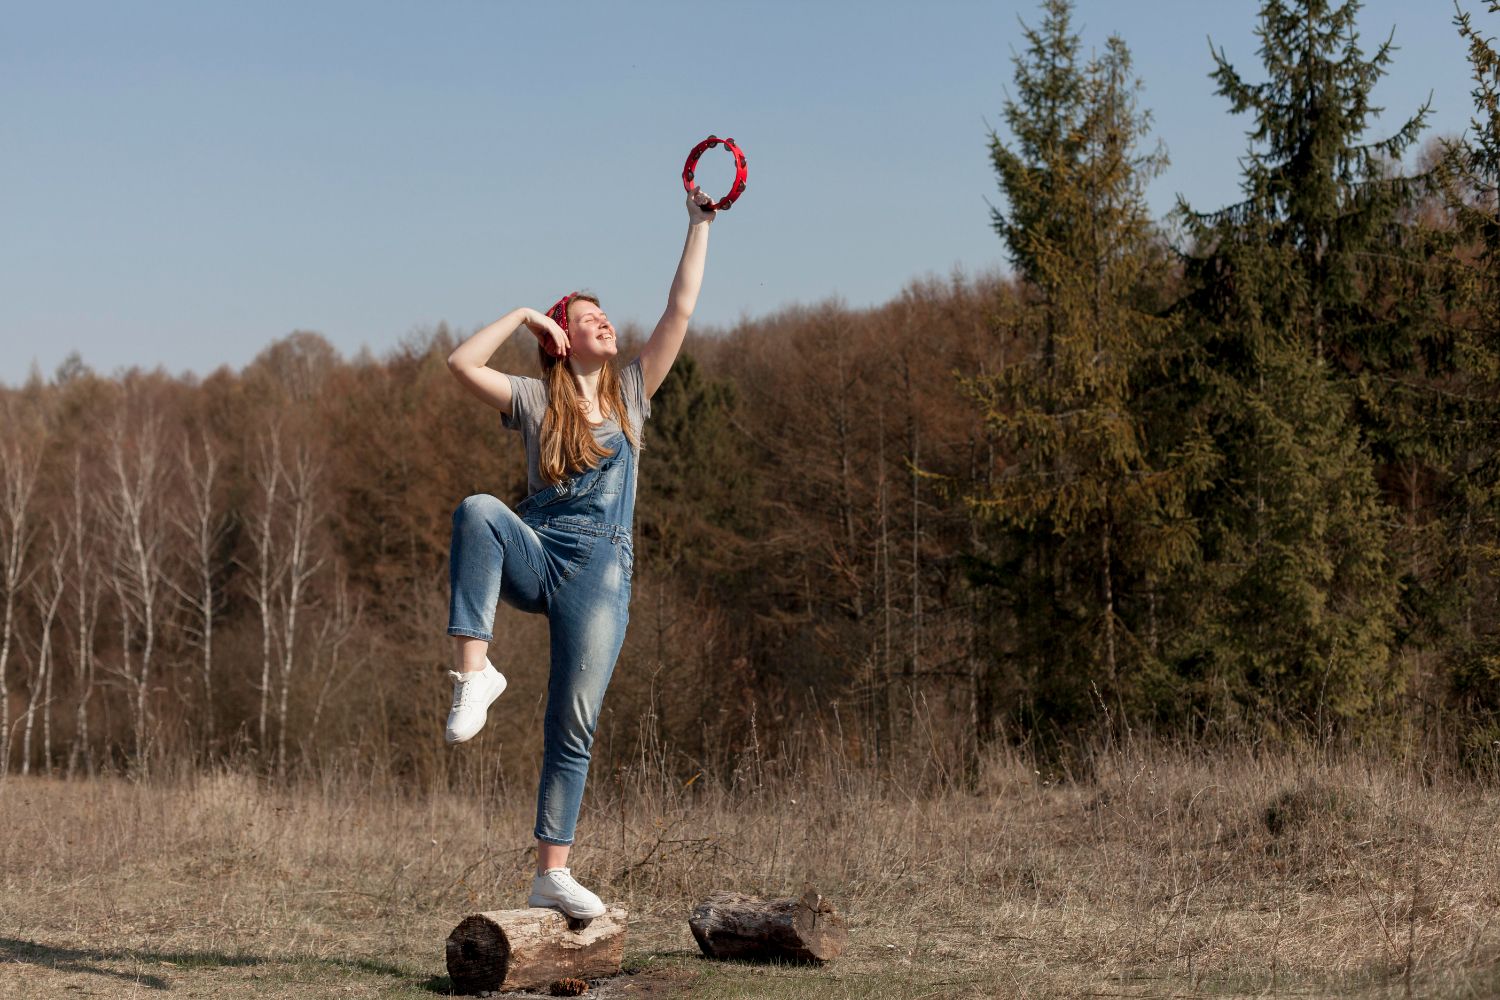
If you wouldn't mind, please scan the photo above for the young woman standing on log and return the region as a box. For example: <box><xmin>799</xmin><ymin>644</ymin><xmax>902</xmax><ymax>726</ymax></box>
<box><xmin>442</xmin><ymin>185</ymin><xmax>717</xmax><ymax>919</ymax></box>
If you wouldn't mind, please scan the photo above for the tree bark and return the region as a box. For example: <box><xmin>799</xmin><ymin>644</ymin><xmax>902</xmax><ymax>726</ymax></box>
<box><xmin>166</xmin><ymin>428</ymin><xmax>228</xmax><ymax>752</ymax></box>
<box><xmin>445</xmin><ymin>905</ymin><xmax>627</xmax><ymax>995</ymax></box>
<box><xmin>22</xmin><ymin>522</ymin><xmax>65</xmax><ymax>775</ymax></box>
<box><xmin>104</xmin><ymin>408</ymin><xmax>172</xmax><ymax>765</ymax></box>
<box><xmin>688</xmin><ymin>889</ymin><xmax>846</xmax><ymax>964</ymax></box>
<box><xmin>274</xmin><ymin>442</ymin><xmax>325</xmax><ymax>777</ymax></box>
<box><xmin>66</xmin><ymin>452</ymin><xmax>101</xmax><ymax>778</ymax></box>
<box><xmin>0</xmin><ymin>435</ymin><xmax>43</xmax><ymax>778</ymax></box>
<box><xmin>243</xmin><ymin>425</ymin><xmax>285</xmax><ymax>756</ymax></box>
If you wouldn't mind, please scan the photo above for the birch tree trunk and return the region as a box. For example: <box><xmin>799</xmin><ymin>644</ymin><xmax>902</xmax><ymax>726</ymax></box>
<box><xmin>273</xmin><ymin>442</ymin><xmax>325</xmax><ymax>777</ymax></box>
<box><xmin>21</xmin><ymin>521</ymin><xmax>65</xmax><ymax>775</ymax></box>
<box><xmin>166</xmin><ymin>428</ymin><xmax>229</xmax><ymax>751</ymax></box>
<box><xmin>0</xmin><ymin>435</ymin><xmax>43</xmax><ymax>778</ymax></box>
<box><xmin>68</xmin><ymin>496</ymin><xmax>102</xmax><ymax>774</ymax></box>
<box><xmin>103</xmin><ymin>407</ymin><xmax>173</xmax><ymax>766</ymax></box>
<box><xmin>904</xmin><ymin>359</ymin><xmax>922</xmax><ymax>726</ymax></box>
<box><xmin>19</xmin><ymin>639</ymin><xmax>39</xmax><ymax>775</ymax></box>
<box><xmin>41</xmin><ymin>577</ymin><xmax>56</xmax><ymax>773</ymax></box>
<box><xmin>65</xmin><ymin>452</ymin><xmax>102</xmax><ymax>776</ymax></box>
<box><xmin>240</xmin><ymin>425</ymin><xmax>286</xmax><ymax>758</ymax></box>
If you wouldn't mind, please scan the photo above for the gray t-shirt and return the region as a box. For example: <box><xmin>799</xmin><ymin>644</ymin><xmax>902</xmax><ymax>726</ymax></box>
<box><xmin>502</xmin><ymin>356</ymin><xmax>652</xmax><ymax>497</ymax></box>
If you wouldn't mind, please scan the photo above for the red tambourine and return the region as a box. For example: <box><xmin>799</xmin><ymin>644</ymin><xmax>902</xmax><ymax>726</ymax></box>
<box><xmin>682</xmin><ymin>135</ymin><xmax>748</xmax><ymax>212</ymax></box>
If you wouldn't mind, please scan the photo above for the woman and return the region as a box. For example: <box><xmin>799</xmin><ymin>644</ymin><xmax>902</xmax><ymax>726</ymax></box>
<box><xmin>442</xmin><ymin>184</ymin><xmax>717</xmax><ymax>918</ymax></box>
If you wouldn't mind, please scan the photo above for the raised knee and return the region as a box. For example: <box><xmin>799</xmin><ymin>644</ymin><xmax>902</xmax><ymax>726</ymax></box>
<box><xmin>453</xmin><ymin>493</ymin><xmax>507</xmax><ymax>523</ymax></box>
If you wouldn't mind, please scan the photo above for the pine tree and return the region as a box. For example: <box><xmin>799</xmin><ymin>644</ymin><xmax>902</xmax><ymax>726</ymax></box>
<box><xmin>967</xmin><ymin>0</ymin><xmax>1202</xmax><ymax>731</ymax></box>
<box><xmin>1437</xmin><ymin>2</ymin><xmax>1500</xmax><ymax>753</ymax></box>
<box><xmin>1171</xmin><ymin>0</ymin><xmax>1429</xmax><ymax>731</ymax></box>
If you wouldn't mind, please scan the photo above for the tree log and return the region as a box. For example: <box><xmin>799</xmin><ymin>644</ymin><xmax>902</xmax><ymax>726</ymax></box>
<box><xmin>445</xmin><ymin>905</ymin><xmax>628</xmax><ymax>995</ymax></box>
<box><xmin>688</xmin><ymin>889</ymin><xmax>846</xmax><ymax>964</ymax></box>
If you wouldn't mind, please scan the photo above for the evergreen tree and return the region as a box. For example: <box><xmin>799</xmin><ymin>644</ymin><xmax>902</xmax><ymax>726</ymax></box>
<box><xmin>967</xmin><ymin>0</ymin><xmax>1201</xmax><ymax>731</ymax></box>
<box><xmin>1438</xmin><ymin>2</ymin><xmax>1500</xmax><ymax>753</ymax></box>
<box><xmin>1172</xmin><ymin>0</ymin><xmax>1430</xmax><ymax>731</ymax></box>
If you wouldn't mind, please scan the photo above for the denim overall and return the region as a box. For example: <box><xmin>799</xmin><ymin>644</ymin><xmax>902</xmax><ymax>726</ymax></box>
<box><xmin>447</xmin><ymin>429</ymin><xmax>636</xmax><ymax>845</ymax></box>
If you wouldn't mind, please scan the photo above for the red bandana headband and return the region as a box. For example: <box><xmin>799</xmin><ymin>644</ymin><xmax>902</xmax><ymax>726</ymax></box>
<box><xmin>547</xmin><ymin>292</ymin><xmax>579</xmax><ymax>336</ymax></box>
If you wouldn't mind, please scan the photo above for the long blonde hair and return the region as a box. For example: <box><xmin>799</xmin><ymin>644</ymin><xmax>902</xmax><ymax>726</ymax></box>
<box><xmin>537</xmin><ymin>293</ymin><xmax>640</xmax><ymax>485</ymax></box>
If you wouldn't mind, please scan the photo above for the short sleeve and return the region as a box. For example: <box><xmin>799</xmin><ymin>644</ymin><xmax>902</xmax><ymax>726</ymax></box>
<box><xmin>501</xmin><ymin>374</ymin><xmax>547</xmax><ymax>432</ymax></box>
<box><xmin>620</xmin><ymin>357</ymin><xmax>651</xmax><ymax>423</ymax></box>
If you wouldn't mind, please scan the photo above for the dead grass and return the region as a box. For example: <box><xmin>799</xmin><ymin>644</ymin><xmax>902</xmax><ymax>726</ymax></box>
<box><xmin>2</xmin><ymin>739</ymin><xmax>1499</xmax><ymax>998</ymax></box>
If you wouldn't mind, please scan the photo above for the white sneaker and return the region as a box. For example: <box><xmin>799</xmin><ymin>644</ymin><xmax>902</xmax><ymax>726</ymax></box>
<box><xmin>444</xmin><ymin>660</ymin><xmax>507</xmax><ymax>745</ymax></box>
<box><xmin>528</xmin><ymin>867</ymin><xmax>606</xmax><ymax>919</ymax></box>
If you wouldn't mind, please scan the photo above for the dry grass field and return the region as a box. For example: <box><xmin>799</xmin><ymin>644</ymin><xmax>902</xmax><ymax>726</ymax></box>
<box><xmin>2</xmin><ymin>738</ymin><xmax>1498</xmax><ymax>999</ymax></box>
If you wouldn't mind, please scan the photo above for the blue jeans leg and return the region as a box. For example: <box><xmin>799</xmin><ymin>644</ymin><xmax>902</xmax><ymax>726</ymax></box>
<box><xmin>447</xmin><ymin>494</ymin><xmax>548</xmax><ymax>641</ymax></box>
<box><xmin>533</xmin><ymin>537</ymin><xmax>632</xmax><ymax>845</ymax></box>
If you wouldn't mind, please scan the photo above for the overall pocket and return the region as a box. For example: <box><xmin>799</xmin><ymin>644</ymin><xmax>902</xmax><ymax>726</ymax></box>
<box><xmin>596</xmin><ymin>448</ymin><xmax>627</xmax><ymax>496</ymax></box>
<box><xmin>536</xmin><ymin>524</ymin><xmax>599</xmax><ymax>588</ymax></box>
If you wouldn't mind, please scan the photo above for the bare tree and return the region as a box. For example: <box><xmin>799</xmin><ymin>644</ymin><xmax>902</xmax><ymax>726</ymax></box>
<box><xmin>63</xmin><ymin>451</ymin><xmax>104</xmax><ymax>777</ymax></box>
<box><xmin>102</xmin><ymin>405</ymin><xmax>175</xmax><ymax>765</ymax></box>
<box><xmin>306</xmin><ymin>554</ymin><xmax>363</xmax><ymax>758</ymax></box>
<box><xmin>239</xmin><ymin>423</ymin><xmax>328</xmax><ymax>773</ymax></box>
<box><xmin>166</xmin><ymin>427</ymin><xmax>231</xmax><ymax>749</ymax></box>
<box><xmin>240</xmin><ymin>424</ymin><xmax>287</xmax><ymax>757</ymax></box>
<box><xmin>20</xmin><ymin>519</ymin><xmax>65</xmax><ymax>775</ymax></box>
<box><xmin>902</xmin><ymin>352</ymin><xmax>924</xmax><ymax>733</ymax></box>
<box><xmin>272</xmin><ymin>440</ymin><xmax>326</xmax><ymax>776</ymax></box>
<box><xmin>0</xmin><ymin>432</ymin><xmax>44</xmax><ymax>778</ymax></box>
<box><xmin>829</xmin><ymin>313</ymin><xmax>866</xmax><ymax>621</ymax></box>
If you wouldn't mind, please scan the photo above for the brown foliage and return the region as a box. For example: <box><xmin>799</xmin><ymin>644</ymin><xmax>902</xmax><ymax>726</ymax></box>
<box><xmin>0</xmin><ymin>273</ymin><xmax>1026</xmax><ymax>781</ymax></box>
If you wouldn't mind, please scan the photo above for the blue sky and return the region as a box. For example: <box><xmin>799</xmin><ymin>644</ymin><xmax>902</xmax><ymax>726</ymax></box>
<box><xmin>1</xmin><ymin>0</ymin><xmax>1488</xmax><ymax>387</ymax></box>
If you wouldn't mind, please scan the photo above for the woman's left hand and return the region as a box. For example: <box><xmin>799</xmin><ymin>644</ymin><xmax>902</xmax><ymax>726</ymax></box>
<box><xmin>686</xmin><ymin>185</ymin><xmax>716</xmax><ymax>224</ymax></box>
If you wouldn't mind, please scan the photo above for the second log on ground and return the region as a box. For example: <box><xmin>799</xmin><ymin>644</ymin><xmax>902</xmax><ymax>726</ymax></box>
<box><xmin>688</xmin><ymin>888</ymin><xmax>846</xmax><ymax>964</ymax></box>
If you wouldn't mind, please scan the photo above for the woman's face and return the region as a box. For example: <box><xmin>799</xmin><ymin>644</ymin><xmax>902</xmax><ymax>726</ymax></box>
<box><xmin>566</xmin><ymin>299</ymin><xmax>617</xmax><ymax>363</ymax></box>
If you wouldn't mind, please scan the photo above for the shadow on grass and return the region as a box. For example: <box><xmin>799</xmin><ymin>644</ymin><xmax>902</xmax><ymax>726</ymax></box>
<box><xmin>2</xmin><ymin>936</ymin><xmax>801</xmax><ymax>998</ymax></box>
<box><xmin>0</xmin><ymin>936</ymin><xmax>434</xmax><ymax>992</ymax></box>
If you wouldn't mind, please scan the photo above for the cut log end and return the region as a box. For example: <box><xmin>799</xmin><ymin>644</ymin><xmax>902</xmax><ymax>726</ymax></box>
<box><xmin>689</xmin><ymin>888</ymin><xmax>847</xmax><ymax>964</ymax></box>
<box><xmin>446</xmin><ymin>905</ymin><xmax>628</xmax><ymax>995</ymax></box>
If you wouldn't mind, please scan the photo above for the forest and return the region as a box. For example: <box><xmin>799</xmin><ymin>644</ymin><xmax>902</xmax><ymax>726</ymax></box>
<box><xmin>3</xmin><ymin>0</ymin><xmax>1500</xmax><ymax>785</ymax></box>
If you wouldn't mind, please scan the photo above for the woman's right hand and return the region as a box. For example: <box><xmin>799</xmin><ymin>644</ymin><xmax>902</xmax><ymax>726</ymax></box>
<box><xmin>522</xmin><ymin>308</ymin><xmax>570</xmax><ymax>358</ymax></box>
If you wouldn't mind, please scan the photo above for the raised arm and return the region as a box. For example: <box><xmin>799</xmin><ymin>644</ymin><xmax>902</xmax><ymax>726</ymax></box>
<box><xmin>446</xmin><ymin>307</ymin><xmax>569</xmax><ymax>415</ymax></box>
<box><xmin>639</xmin><ymin>187</ymin><xmax>716</xmax><ymax>398</ymax></box>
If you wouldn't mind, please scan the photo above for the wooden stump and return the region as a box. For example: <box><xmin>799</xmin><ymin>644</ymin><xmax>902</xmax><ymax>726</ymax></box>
<box><xmin>688</xmin><ymin>889</ymin><xmax>846</xmax><ymax>964</ymax></box>
<box><xmin>445</xmin><ymin>905</ymin><xmax>628</xmax><ymax>995</ymax></box>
